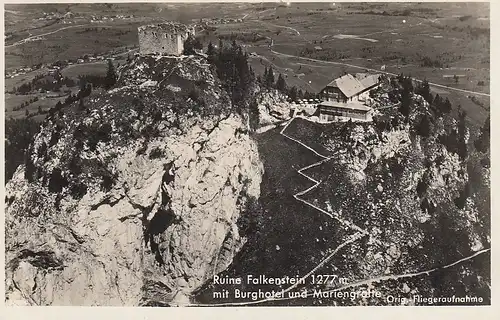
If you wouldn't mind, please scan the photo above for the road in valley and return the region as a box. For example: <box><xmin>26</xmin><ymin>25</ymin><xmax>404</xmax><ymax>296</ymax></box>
<box><xmin>5</xmin><ymin>23</ymin><xmax>124</xmax><ymax>49</ymax></box>
<box><xmin>5</xmin><ymin>24</ymin><xmax>87</xmax><ymax>48</ymax></box>
<box><xmin>262</xmin><ymin>21</ymin><xmax>301</xmax><ymax>36</ymax></box>
<box><xmin>246</xmin><ymin>14</ymin><xmax>489</xmax><ymax>98</ymax></box>
<box><xmin>269</xmin><ymin>48</ymin><xmax>490</xmax><ymax>97</ymax></box>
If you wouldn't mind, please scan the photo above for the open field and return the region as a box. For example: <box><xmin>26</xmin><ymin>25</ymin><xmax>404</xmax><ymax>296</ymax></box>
<box><xmin>205</xmin><ymin>3</ymin><xmax>489</xmax><ymax>125</ymax></box>
<box><xmin>5</xmin><ymin>24</ymin><xmax>140</xmax><ymax>69</ymax></box>
<box><xmin>4</xmin><ymin>2</ymin><xmax>261</xmax><ymax>70</ymax></box>
<box><xmin>60</xmin><ymin>61</ymin><xmax>108</xmax><ymax>78</ymax></box>
<box><xmin>5</xmin><ymin>89</ymin><xmax>80</xmax><ymax>120</ymax></box>
<box><xmin>5</xmin><ymin>2</ymin><xmax>489</xmax><ymax>126</ymax></box>
<box><xmin>247</xmin><ymin>47</ymin><xmax>489</xmax><ymax>126</ymax></box>
<box><xmin>5</xmin><ymin>68</ymin><xmax>47</xmax><ymax>92</ymax></box>
<box><xmin>235</xmin><ymin>5</ymin><xmax>489</xmax><ymax>93</ymax></box>
<box><xmin>4</xmin><ymin>3</ymin><xmax>254</xmax><ymax>34</ymax></box>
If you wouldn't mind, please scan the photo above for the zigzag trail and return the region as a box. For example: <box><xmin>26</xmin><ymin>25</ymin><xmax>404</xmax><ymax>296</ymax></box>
<box><xmin>279</xmin><ymin>118</ymin><xmax>382</xmax><ymax>243</ymax></box>
<box><xmin>306</xmin><ymin>247</ymin><xmax>491</xmax><ymax>298</ymax></box>
<box><xmin>190</xmin><ymin>231</ymin><xmax>364</xmax><ymax>307</ymax></box>
<box><xmin>192</xmin><ymin>247</ymin><xmax>490</xmax><ymax>306</ymax></box>
<box><xmin>275</xmin><ymin>117</ymin><xmax>490</xmax><ymax>300</ymax></box>
<box><xmin>191</xmin><ymin>118</ymin><xmax>378</xmax><ymax>307</ymax></box>
<box><xmin>190</xmin><ymin>118</ymin><xmax>489</xmax><ymax>306</ymax></box>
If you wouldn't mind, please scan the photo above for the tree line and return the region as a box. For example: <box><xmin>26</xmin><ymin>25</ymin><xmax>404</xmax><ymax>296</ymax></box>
<box><xmin>259</xmin><ymin>65</ymin><xmax>319</xmax><ymax>101</ymax></box>
<box><xmin>5</xmin><ymin>117</ymin><xmax>40</xmax><ymax>182</ymax></box>
<box><xmin>12</xmin><ymin>96</ymin><xmax>40</xmax><ymax>112</ymax></box>
<box><xmin>12</xmin><ymin>72</ymin><xmax>76</xmax><ymax>95</ymax></box>
<box><xmin>393</xmin><ymin>73</ymin><xmax>489</xmax><ymax>162</ymax></box>
<box><xmin>76</xmin><ymin>60</ymin><xmax>117</xmax><ymax>90</ymax></box>
<box><xmin>184</xmin><ymin>36</ymin><xmax>317</xmax><ymax>130</ymax></box>
<box><xmin>11</xmin><ymin>59</ymin><xmax>118</xmax><ymax>96</ymax></box>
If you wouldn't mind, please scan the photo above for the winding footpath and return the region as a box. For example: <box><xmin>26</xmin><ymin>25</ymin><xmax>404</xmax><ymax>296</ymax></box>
<box><xmin>5</xmin><ymin>24</ymin><xmax>86</xmax><ymax>48</ymax></box>
<box><xmin>5</xmin><ymin>24</ymin><xmax>120</xmax><ymax>48</ymax></box>
<box><xmin>279</xmin><ymin>118</ymin><xmax>383</xmax><ymax>243</ymax></box>
<box><xmin>191</xmin><ymin>117</ymin><xmax>490</xmax><ymax>307</ymax></box>
<box><xmin>311</xmin><ymin>247</ymin><xmax>491</xmax><ymax>298</ymax></box>
<box><xmin>262</xmin><ymin>21</ymin><xmax>301</xmax><ymax>36</ymax></box>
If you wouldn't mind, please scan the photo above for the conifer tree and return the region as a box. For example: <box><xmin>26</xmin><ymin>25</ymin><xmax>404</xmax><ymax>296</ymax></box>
<box><xmin>442</xmin><ymin>97</ymin><xmax>452</xmax><ymax>114</ymax></box>
<box><xmin>288</xmin><ymin>86</ymin><xmax>298</xmax><ymax>101</ymax></box>
<box><xmin>457</xmin><ymin>107</ymin><xmax>468</xmax><ymax>160</ymax></box>
<box><xmin>397</xmin><ymin>75</ymin><xmax>414</xmax><ymax>121</ymax></box>
<box><xmin>205</xmin><ymin>39</ymin><xmax>254</xmax><ymax>110</ymax></box>
<box><xmin>183</xmin><ymin>34</ymin><xmax>202</xmax><ymax>55</ymax></box>
<box><xmin>194</xmin><ymin>37</ymin><xmax>203</xmax><ymax>51</ymax></box>
<box><xmin>206</xmin><ymin>41</ymin><xmax>216</xmax><ymax>63</ymax></box>
<box><xmin>249</xmin><ymin>98</ymin><xmax>260</xmax><ymax>131</ymax></box>
<box><xmin>265</xmin><ymin>66</ymin><xmax>275</xmax><ymax>88</ymax></box>
<box><xmin>417</xmin><ymin>114</ymin><xmax>431</xmax><ymax>137</ymax></box>
<box><xmin>78</xmin><ymin>98</ymin><xmax>85</xmax><ymax>111</ymax></box>
<box><xmin>297</xmin><ymin>89</ymin><xmax>304</xmax><ymax>100</ymax></box>
<box><xmin>417</xmin><ymin>79</ymin><xmax>432</xmax><ymax>104</ymax></box>
<box><xmin>276</xmin><ymin>73</ymin><xmax>287</xmax><ymax>93</ymax></box>
<box><xmin>104</xmin><ymin>59</ymin><xmax>117</xmax><ymax>90</ymax></box>
<box><xmin>432</xmin><ymin>94</ymin><xmax>443</xmax><ymax>116</ymax></box>
<box><xmin>399</xmin><ymin>86</ymin><xmax>411</xmax><ymax>121</ymax></box>
<box><xmin>474</xmin><ymin>115</ymin><xmax>490</xmax><ymax>153</ymax></box>
<box><xmin>218</xmin><ymin>39</ymin><xmax>224</xmax><ymax>55</ymax></box>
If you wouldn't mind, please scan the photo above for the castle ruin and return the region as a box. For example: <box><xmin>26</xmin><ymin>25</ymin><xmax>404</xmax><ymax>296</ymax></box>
<box><xmin>138</xmin><ymin>22</ymin><xmax>195</xmax><ymax>56</ymax></box>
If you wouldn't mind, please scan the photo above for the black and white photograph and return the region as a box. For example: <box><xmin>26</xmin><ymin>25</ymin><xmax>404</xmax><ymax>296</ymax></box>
<box><xmin>3</xmin><ymin>1</ymin><xmax>491</xmax><ymax>308</ymax></box>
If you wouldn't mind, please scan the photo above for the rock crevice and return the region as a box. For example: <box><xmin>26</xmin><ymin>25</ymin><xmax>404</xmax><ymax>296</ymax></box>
<box><xmin>5</xmin><ymin>56</ymin><xmax>264</xmax><ymax>306</ymax></box>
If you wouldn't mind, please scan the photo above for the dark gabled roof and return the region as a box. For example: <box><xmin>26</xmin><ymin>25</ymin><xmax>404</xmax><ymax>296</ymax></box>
<box><xmin>324</xmin><ymin>73</ymin><xmax>380</xmax><ymax>98</ymax></box>
<box><xmin>359</xmin><ymin>74</ymin><xmax>380</xmax><ymax>89</ymax></box>
<box><xmin>325</xmin><ymin>74</ymin><xmax>365</xmax><ymax>98</ymax></box>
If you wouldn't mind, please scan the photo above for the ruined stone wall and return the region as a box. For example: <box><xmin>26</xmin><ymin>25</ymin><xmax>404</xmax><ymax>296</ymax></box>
<box><xmin>138</xmin><ymin>29</ymin><xmax>189</xmax><ymax>56</ymax></box>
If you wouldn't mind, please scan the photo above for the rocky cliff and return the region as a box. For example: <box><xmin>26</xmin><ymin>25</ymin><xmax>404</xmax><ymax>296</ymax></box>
<box><xmin>5</xmin><ymin>55</ymin><xmax>263</xmax><ymax>306</ymax></box>
<box><xmin>305</xmin><ymin>93</ymin><xmax>490</xmax><ymax>304</ymax></box>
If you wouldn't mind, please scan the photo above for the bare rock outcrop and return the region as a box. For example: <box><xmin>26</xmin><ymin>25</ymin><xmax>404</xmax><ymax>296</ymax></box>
<box><xmin>316</xmin><ymin>93</ymin><xmax>489</xmax><ymax>286</ymax></box>
<box><xmin>5</xmin><ymin>55</ymin><xmax>263</xmax><ymax>306</ymax></box>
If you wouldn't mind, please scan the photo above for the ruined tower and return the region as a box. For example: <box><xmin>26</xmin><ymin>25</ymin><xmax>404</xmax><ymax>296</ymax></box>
<box><xmin>137</xmin><ymin>22</ymin><xmax>195</xmax><ymax>56</ymax></box>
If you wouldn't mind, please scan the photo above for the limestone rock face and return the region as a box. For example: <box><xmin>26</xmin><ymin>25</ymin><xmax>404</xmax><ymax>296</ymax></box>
<box><xmin>256</xmin><ymin>90</ymin><xmax>292</xmax><ymax>125</ymax></box>
<box><xmin>5</xmin><ymin>56</ymin><xmax>263</xmax><ymax>306</ymax></box>
<box><xmin>319</xmin><ymin>93</ymin><xmax>489</xmax><ymax>286</ymax></box>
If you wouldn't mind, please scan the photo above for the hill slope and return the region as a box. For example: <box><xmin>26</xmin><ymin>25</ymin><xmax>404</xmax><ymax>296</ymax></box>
<box><xmin>5</xmin><ymin>55</ymin><xmax>263</xmax><ymax>306</ymax></box>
